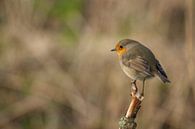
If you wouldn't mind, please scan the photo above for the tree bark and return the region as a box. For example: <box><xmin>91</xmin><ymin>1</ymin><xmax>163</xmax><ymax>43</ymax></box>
<box><xmin>119</xmin><ymin>89</ymin><xmax>144</xmax><ymax>129</ymax></box>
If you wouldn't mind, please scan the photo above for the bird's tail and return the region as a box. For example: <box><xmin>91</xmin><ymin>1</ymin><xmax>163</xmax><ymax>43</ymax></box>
<box><xmin>155</xmin><ymin>60</ymin><xmax>170</xmax><ymax>83</ymax></box>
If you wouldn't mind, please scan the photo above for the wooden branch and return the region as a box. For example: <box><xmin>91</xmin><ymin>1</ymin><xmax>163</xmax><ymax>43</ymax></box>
<box><xmin>119</xmin><ymin>89</ymin><xmax>144</xmax><ymax>129</ymax></box>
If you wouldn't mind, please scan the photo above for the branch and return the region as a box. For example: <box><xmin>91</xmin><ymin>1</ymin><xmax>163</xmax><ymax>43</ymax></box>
<box><xmin>119</xmin><ymin>89</ymin><xmax>144</xmax><ymax>129</ymax></box>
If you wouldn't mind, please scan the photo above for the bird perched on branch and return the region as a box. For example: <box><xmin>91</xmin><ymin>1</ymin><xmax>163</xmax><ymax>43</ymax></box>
<box><xmin>111</xmin><ymin>39</ymin><xmax>170</xmax><ymax>96</ymax></box>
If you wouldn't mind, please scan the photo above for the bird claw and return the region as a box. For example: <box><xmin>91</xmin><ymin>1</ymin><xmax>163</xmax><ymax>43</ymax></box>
<box><xmin>135</xmin><ymin>92</ymin><xmax>144</xmax><ymax>101</ymax></box>
<box><xmin>130</xmin><ymin>80</ymin><xmax>144</xmax><ymax>101</ymax></box>
<box><xmin>132</xmin><ymin>85</ymin><xmax>137</xmax><ymax>91</ymax></box>
<box><xmin>131</xmin><ymin>82</ymin><xmax>137</xmax><ymax>93</ymax></box>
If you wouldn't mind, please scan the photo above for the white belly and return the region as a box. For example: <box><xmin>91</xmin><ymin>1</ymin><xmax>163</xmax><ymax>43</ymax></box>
<box><xmin>119</xmin><ymin>61</ymin><xmax>151</xmax><ymax>80</ymax></box>
<box><xmin>120</xmin><ymin>61</ymin><xmax>138</xmax><ymax>80</ymax></box>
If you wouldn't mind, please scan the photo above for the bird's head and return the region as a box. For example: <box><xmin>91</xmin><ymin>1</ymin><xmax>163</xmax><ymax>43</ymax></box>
<box><xmin>111</xmin><ymin>39</ymin><xmax>137</xmax><ymax>56</ymax></box>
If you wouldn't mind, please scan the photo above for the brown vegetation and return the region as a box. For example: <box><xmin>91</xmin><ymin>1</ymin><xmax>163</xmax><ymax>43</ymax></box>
<box><xmin>0</xmin><ymin>0</ymin><xmax>194</xmax><ymax>129</ymax></box>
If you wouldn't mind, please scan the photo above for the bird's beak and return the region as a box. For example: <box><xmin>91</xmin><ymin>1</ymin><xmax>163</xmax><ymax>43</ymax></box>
<box><xmin>111</xmin><ymin>48</ymin><xmax>116</xmax><ymax>52</ymax></box>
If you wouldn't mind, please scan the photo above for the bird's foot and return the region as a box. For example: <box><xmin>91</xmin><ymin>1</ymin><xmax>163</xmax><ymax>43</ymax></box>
<box><xmin>135</xmin><ymin>92</ymin><xmax>144</xmax><ymax>101</ymax></box>
<box><xmin>131</xmin><ymin>80</ymin><xmax>137</xmax><ymax>93</ymax></box>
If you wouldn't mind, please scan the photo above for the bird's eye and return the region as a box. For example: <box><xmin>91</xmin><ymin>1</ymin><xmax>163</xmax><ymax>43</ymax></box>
<box><xmin>119</xmin><ymin>46</ymin><xmax>123</xmax><ymax>49</ymax></box>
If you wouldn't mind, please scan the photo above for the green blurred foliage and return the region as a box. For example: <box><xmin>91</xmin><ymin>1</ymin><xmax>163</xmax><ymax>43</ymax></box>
<box><xmin>48</xmin><ymin>0</ymin><xmax>84</xmax><ymax>42</ymax></box>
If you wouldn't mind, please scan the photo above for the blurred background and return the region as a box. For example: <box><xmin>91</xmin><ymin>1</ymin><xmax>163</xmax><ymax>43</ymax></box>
<box><xmin>0</xmin><ymin>0</ymin><xmax>194</xmax><ymax>129</ymax></box>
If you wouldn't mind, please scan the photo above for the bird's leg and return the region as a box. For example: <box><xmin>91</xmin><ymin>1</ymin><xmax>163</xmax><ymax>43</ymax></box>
<box><xmin>141</xmin><ymin>79</ymin><xmax>145</xmax><ymax>96</ymax></box>
<box><xmin>131</xmin><ymin>80</ymin><xmax>144</xmax><ymax>101</ymax></box>
<box><xmin>131</xmin><ymin>80</ymin><xmax>137</xmax><ymax>93</ymax></box>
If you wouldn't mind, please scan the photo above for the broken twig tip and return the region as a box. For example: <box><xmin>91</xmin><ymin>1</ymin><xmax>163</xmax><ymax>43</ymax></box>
<box><xmin>119</xmin><ymin>86</ymin><xmax>144</xmax><ymax>129</ymax></box>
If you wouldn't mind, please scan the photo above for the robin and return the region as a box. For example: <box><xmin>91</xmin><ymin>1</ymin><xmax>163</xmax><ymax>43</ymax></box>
<box><xmin>111</xmin><ymin>39</ymin><xmax>170</xmax><ymax>96</ymax></box>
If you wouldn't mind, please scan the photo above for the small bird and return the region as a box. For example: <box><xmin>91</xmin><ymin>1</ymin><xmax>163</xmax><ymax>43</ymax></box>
<box><xmin>111</xmin><ymin>39</ymin><xmax>170</xmax><ymax>96</ymax></box>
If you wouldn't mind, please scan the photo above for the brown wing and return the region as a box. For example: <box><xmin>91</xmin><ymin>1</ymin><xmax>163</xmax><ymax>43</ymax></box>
<box><xmin>155</xmin><ymin>60</ymin><xmax>170</xmax><ymax>83</ymax></box>
<box><xmin>123</xmin><ymin>56</ymin><xmax>153</xmax><ymax>76</ymax></box>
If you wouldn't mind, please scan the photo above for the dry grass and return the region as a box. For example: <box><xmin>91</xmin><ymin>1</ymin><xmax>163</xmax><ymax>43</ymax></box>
<box><xmin>0</xmin><ymin>0</ymin><xmax>194</xmax><ymax>129</ymax></box>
